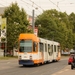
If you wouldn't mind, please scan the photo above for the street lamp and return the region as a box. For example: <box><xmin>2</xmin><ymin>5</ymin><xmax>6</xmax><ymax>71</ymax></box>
<box><xmin>32</xmin><ymin>8</ymin><xmax>38</xmax><ymax>34</ymax></box>
<box><xmin>32</xmin><ymin>9</ymin><xmax>35</xmax><ymax>33</ymax></box>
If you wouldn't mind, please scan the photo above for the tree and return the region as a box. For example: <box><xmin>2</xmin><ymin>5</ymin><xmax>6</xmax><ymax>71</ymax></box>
<box><xmin>69</xmin><ymin>13</ymin><xmax>75</xmax><ymax>50</ymax></box>
<box><xmin>35</xmin><ymin>9</ymin><xmax>74</xmax><ymax>50</ymax></box>
<box><xmin>3</xmin><ymin>3</ymin><xmax>29</xmax><ymax>50</ymax></box>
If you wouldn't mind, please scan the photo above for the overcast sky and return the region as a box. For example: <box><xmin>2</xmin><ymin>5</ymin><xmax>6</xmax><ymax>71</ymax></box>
<box><xmin>0</xmin><ymin>0</ymin><xmax>75</xmax><ymax>16</ymax></box>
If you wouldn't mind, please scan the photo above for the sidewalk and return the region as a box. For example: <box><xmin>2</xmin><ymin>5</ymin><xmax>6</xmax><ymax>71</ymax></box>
<box><xmin>0</xmin><ymin>57</ymin><xmax>18</xmax><ymax>63</ymax></box>
<box><xmin>51</xmin><ymin>65</ymin><xmax>75</xmax><ymax>75</ymax></box>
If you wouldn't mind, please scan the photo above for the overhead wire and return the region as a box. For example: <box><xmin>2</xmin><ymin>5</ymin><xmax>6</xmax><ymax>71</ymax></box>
<box><xmin>49</xmin><ymin>0</ymin><xmax>61</xmax><ymax>11</ymax></box>
<box><xmin>29</xmin><ymin>0</ymin><xmax>44</xmax><ymax>11</ymax></box>
<box><xmin>20</xmin><ymin>0</ymin><xmax>32</xmax><ymax>14</ymax></box>
<box><xmin>21</xmin><ymin>0</ymin><xmax>37</xmax><ymax>15</ymax></box>
<box><xmin>21</xmin><ymin>0</ymin><xmax>42</xmax><ymax>16</ymax></box>
<box><xmin>1</xmin><ymin>0</ymin><xmax>75</xmax><ymax>15</ymax></box>
<box><xmin>21</xmin><ymin>0</ymin><xmax>32</xmax><ymax>7</ymax></box>
<box><xmin>21</xmin><ymin>0</ymin><xmax>36</xmax><ymax>16</ymax></box>
<box><xmin>0</xmin><ymin>0</ymin><xmax>7</xmax><ymax>7</ymax></box>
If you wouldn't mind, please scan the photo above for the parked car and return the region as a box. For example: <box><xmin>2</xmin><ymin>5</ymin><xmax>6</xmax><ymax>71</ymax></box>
<box><xmin>68</xmin><ymin>54</ymin><xmax>75</xmax><ymax>65</ymax></box>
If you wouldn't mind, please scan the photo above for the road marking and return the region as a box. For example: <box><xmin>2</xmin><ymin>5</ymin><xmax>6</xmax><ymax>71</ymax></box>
<box><xmin>51</xmin><ymin>71</ymin><xmax>64</xmax><ymax>75</ymax></box>
<box><xmin>65</xmin><ymin>69</ymin><xmax>69</xmax><ymax>71</ymax></box>
<box><xmin>7</xmin><ymin>62</ymin><xmax>10</xmax><ymax>64</ymax></box>
<box><xmin>51</xmin><ymin>74</ymin><xmax>56</xmax><ymax>75</ymax></box>
<box><xmin>57</xmin><ymin>71</ymin><xmax>64</xmax><ymax>74</ymax></box>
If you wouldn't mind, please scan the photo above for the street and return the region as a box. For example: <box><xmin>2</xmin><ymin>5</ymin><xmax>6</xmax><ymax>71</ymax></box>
<box><xmin>51</xmin><ymin>65</ymin><xmax>75</xmax><ymax>75</ymax></box>
<box><xmin>0</xmin><ymin>57</ymin><xmax>74</xmax><ymax>75</ymax></box>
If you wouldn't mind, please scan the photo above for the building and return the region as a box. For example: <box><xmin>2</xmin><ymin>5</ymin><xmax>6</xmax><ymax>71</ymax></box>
<box><xmin>0</xmin><ymin>7</ymin><xmax>6</xmax><ymax>15</ymax></box>
<box><xmin>0</xmin><ymin>7</ymin><xmax>6</xmax><ymax>56</ymax></box>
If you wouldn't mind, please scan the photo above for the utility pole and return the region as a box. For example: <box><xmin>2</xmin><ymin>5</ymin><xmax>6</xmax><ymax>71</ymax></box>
<box><xmin>32</xmin><ymin>9</ymin><xmax>35</xmax><ymax>33</ymax></box>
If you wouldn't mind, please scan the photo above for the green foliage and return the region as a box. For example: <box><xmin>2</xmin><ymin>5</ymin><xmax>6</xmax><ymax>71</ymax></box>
<box><xmin>2</xmin><ymin>3</ymin><xmax>75</xmax><ymax>51</ymax></box>
<box><xmin>3</xmin><ymin>3</ymin><xmax>29</xmax><ymax>50</ymax></box>
<box><xmin>35</xmin><ymin>9</ymin><xmax>74</xmax><ymax>50</ymax></box>
<box><xmin>1</xmin><ymin>37</ymin><xmax>6</xmax><ymax>42</ymax></box>
<box><xmin>69</xmin><ymin>13</ymin><xmax>75</xmax><ymax>49</ymax></box>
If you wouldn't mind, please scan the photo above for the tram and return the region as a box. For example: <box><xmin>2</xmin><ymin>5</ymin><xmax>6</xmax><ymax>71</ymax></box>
<box><xmin>18</xmin><ymin>33</ymin><xmax>61</xmax><ymax>66</ymax></box>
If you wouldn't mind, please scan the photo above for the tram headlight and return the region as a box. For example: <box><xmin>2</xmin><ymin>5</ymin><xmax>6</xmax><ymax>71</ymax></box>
<box><xmin>30</xmin><ymin>55</ymin><xmax>32</xmax><ymax>60</ymax></box>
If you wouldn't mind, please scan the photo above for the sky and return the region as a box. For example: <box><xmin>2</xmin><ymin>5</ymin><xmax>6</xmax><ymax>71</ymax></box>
<box><xmin>0</xmin><ymin>0</ymin><xmax>75</xmax><ymax>16</ymax></box>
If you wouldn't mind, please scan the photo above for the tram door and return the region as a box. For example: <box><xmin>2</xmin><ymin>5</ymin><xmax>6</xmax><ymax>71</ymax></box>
<box><xmin>44</xmin><ymin>43</ymin><xmax>48</xmax><ymax>61</ymax></box>
<box><xmin>53</xmin><ymin>45</ymin><xmax>57</xmax><ymax>60</ymax></box>
<box><xmin>39</xmin><ymin>42</ymin><xmax>44</xmax><ymax>61</ymax></box>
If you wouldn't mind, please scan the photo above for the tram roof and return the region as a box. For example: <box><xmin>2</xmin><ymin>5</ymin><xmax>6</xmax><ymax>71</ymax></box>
<box><xmin>19</xmin><ymin>33</ymin><xmax>39</xmax><ymax>42</ymax></box>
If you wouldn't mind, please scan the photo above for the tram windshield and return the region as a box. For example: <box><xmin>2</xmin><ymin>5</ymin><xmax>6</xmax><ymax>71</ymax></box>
<box><xmin>19</xmin><ymin>40</ymin><xmax>32</xmax><ymax>52</ymax></box>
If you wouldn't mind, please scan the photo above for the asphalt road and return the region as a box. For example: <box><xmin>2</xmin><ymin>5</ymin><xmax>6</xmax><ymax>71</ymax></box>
<box><xmin>51</xmin><ymin>65</ymin><xmax>75</xmax><ymax>75</ymax></box>
<box><xmin>0</xmin><ymin>58</ymin><xmax>74</xmax><ymax>75</ymax></box>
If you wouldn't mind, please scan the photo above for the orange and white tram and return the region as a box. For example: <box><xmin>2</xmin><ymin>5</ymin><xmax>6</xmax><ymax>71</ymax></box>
<box><xmin>18</xmin><ymin>33</ymin><xmax>61</xmax><ymax>66</ymax></box>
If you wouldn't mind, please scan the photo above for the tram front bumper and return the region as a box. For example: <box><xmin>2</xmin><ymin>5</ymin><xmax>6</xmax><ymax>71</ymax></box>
<box><xmin>19</xmin><ymin>60</ymin><xmax>34</xmax><ymax>65</ymax></box>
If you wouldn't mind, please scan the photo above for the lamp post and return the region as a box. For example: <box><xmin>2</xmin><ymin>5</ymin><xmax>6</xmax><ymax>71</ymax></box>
<box><xmin>32</xmin><ymin>9</ymin><xmax>35</xmax><ymax>33</ymax></box>
<box><xmin>32</xmin><ymin>8</ymin><xmax>38</xmax><ymax>36</ymax></box>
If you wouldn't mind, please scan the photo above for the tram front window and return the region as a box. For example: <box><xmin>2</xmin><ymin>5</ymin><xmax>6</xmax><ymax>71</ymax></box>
<box><xmin>19</xmin><ymin>40</ymin><xmax>32</xmax><ymax>52</ymax></box>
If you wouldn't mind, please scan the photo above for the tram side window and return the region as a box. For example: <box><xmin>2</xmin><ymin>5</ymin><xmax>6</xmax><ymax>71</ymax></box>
<box><xmin>54</xmin><ymin>45</ymin><xmax>56</xmax><ymax>52</ymax></box>
<box><xmin>39</xmin><ymin>42</ymin><xmax>44</xmax><ymax>52</ymax></box>
<box><xmin>33</xmin><ymin>42</ymin><xmax>37</xmax><ymax>52</ymax></box>
<box><xmin>51</xmin><ymin>45</ymin><xmax>53</xmax><ymax>53</ymax></box>
<box><xmin>48</xmin><ymin>44</ymin><xmax>50</xmax><ymax>55</ymax></box>
<box><xmin>45</xmin><ymin>44</ymin><xmax>47</xmax><ymax>52</ymax></box>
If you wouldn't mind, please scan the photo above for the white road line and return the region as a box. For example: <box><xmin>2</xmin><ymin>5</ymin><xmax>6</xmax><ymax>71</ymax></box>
<box><xmin>51</xmin><ymin>74</ymin><xmax>56</xmax><ymax>75</ymax></box>
<box><xmin>64</xmin><ymin>69</ymin><xmax>69</xmax><ymax>71</ymax></box>
<box><xmin>57</xmin><ymin>71</ymin><xmax>64</xmax><ymax>74</ymax></box>
<box><xmin>7</xmin><ymin>62</ymin><xmax>10</xmax><ymax>64</ymax></box>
